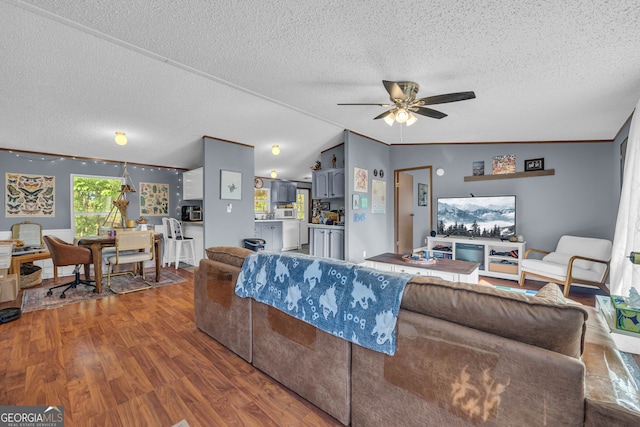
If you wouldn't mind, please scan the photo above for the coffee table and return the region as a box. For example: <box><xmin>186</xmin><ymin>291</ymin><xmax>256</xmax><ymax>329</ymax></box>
<box><xmin>365</xmin><ymin>253</ymin><xmax>480</xmax><ymax>283</ymax></box>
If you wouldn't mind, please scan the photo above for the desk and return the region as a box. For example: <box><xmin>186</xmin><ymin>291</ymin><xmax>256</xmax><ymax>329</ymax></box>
<box><xmin>76</xmin><ymin>233</ymin><xmax>163</xmax><ymax>293</ymax></box>
<box><xmin>9</xmin><ymin>250</ymin><xmax>57</xmax><ymax>289</ymax></box>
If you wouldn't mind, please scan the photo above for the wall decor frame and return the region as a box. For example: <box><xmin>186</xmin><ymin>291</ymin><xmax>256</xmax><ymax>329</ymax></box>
<box><xmin>352</xmin><ymin>194</ymin><xmax>360</xmax><ymax>210</ymax></box>
<box><xmin>371</xmin><ymin>179</ymin><xmax>386</xmax><ymax>214</ymax></box>
<box><xmin>360</xmin><ymin>195</ymin><xmax>369</xmax><ymax>210</ymax></box>
<box><xmin>139</xmin><ymin>182</ymin><xmax>169</xmax><ymax>216</ymax></box>
<box><xmin>354</xmin><ymin>167</ymin><xmax>368</xmax><ymax>192</ymax></box>
<box><xmin>492</xmin><ymin>155</ymin><xmax>516</xmax><ymax>175</ymax></box>
<box><xmin>220</xmin><ymin>170</ymin><xmax>242</xmax><ymax>200</ymax></box>
<box><xmin>418</xmin><ymin>183</ymin><xmax>429</xmax><ymax>207</ymax></box>
<box><xmin>5</xmin><ymin>173</ymin><xmax>55</xmax><ymax>217</ymax></box>
<box><xmin>524</xmin><ymin>158</ymin><xmax>545</xmax><ymax>172</ymax></box>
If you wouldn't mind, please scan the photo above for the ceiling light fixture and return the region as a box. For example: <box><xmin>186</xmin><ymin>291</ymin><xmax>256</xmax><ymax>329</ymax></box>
<box><xmin>115</xmin><ymin>131</ymin><xmax>127</xmax><ymax>146</ymax></box>
<box><xmin>272</xmin><ymin>144</ymin><xmax>280</xmax><ymax>155</ymax></box>
<box><xmin>383</xmin><ymin>111</ymin><xmax>396</xmax><ymax>126</ymax></box>
<box><xmin>395</xmin><ymin>108</ymin><xmax>409</xmax><ymax>124</ymax></box>
<box><xmin>270</xmin><ymin>170</ymin><xmax>277</xmax><ymax>178</ymax></box>
<box><xmin>383</xmin><ymin>109</ymin><xmax>418</xmax><ymax>127</ymax></box>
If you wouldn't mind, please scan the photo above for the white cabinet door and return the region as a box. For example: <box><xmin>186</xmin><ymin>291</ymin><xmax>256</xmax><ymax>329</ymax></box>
<box><xmin>282</xmin><ymin>220</ymin><xmax>300</xmax><ymax>250</ymax></box>
<box><xmin>183</xmin><ymin>167</ymin><xmax>203</xmax><ymax>200</ymax></box>
<box><xmin>311</xmin><ymin>228</ymin><xmax>327</xmax><ymax>257</ymax></box>
<box><xmin>328</xmin><ymin>229</ymin><xmax>344</xmax><ymax>260</ymax></box>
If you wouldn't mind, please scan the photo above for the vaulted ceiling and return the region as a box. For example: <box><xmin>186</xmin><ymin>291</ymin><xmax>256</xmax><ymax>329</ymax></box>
<box><xmin>2</xmin><ymin>1</ymin><xmax>639</xmax><ymax>181</ymax></box>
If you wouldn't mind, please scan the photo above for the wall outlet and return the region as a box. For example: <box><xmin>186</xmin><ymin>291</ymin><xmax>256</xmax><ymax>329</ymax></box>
<box><xmin>227</xmin><ymin>204</ymin><xmax>232</xmax><ymax>213</ymax></box>
<box><xmin>363</xmin><ymin>250</ymin><xmax>366</xmax><ymax>258</ymax></box>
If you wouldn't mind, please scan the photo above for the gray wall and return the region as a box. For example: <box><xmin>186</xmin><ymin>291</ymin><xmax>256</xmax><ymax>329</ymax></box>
<box><xmin>345</xmin><ymin>130</ymin><xmax>393</xmax><ymax>263</ymax></box>
<box><xmin>202</xmin><ymin>136</ymin><xmax>255</xmax><ymax>247</ymax></box>
<box><xmin>391</xmin><ymin>142</ymin><xmax>620</xmax><ymax>252</ymax></box>
<box><xmin>0</xmin><ymin>151</ymin><xmax>183</xmax><ymax>231</ymax></box>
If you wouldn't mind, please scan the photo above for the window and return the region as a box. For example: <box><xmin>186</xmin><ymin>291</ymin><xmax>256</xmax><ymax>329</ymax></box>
<box><xmin>254</xmin><ymin>188</ymin><xmax>270</xmax><ymax>214</ymax></box>
<box><xmin>72</xmin><ymin>175</ymin><xmax>123</xmax><ymax>236</ymax></box>
<box><xmin>295</xmin><ymin>191</ymin><xmax>305</xmax><ymax>220</ymax></box>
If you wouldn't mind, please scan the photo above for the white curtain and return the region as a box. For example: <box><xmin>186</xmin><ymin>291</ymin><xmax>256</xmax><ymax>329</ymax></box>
<box><xmin>611</xmin><ymin>100</ymin><xmax>640</xmax><ymax>296</ymax></box>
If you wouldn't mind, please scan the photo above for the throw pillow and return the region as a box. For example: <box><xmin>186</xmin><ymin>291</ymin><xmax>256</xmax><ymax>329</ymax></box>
<box><xmin>535</xmin><ymin>283</ymin><xmax>568</xmax><ymax>305</ymax></box>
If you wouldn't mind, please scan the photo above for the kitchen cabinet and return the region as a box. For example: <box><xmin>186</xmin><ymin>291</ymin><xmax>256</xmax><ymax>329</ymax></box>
<box><xmin>312</xmin><ymin>168</ymin><xmax>344</xmax><ymax>199</ymax></box>
<box><xmin>282</xmin><ymin>220</ymin><xmax>300</xmax><ymax>251</ymax></box>
<box><xmin>182</xmin><ymin>222</ymin><xmax>204</xmax><ymax>264</ymax></box>
<box><xmin>309</xmin><ymin>226</ymin><xmax>344</xmax><ymax>260</ymax></box>
<box><xmin>254</xmin><ymin>221</ymin><xmax>283</xmax><ymax>252</ymax></box>
<box><xmin>271</xmin><ymin>181</ymin><xmax>297</xmax><ymax>203</ymax></box>
<box><xmin>183</xmin><ymin>167</ymin><xmax>203</xmax><ymax>200</ymax></box>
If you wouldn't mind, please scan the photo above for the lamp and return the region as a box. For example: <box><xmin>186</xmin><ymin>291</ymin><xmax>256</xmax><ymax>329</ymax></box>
<box><xmin>115</xmin><ymin>132</ymin><xmax>127</xmax><ymax>146</ymax></box>
<box><xmin>270</xmin><ymin>170</ymin><xmax>277</xmax><ymax>178</ymax></box>
<box><xmin>272</xmin><ymin>145</ymin><xmax>280</xmax><ymax>155</ymax></box>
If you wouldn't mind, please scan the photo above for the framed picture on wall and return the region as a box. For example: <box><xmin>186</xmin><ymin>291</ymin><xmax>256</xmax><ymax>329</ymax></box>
<box><xmin>220</xmin><ymin>170</ymin><xmax>242</xmax><ymax>200</ymax></box>
<box><xmin>418</xmin><ymin>183</ymin><xmax>428</xmax><ymax>207</ymax></box>
<box><xmin>524</xmin><ymin>158</ymin><xmax>544</xmax><ymax>172</ymax></box>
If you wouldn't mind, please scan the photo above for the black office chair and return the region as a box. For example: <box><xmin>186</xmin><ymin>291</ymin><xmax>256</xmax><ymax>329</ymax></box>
<box><xmin>43</xmin><ymin>236</ymin><xmax>96</xmax><ymax>299</ymax></box>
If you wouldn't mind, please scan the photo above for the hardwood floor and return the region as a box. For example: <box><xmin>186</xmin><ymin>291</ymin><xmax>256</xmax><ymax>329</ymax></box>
<box><xmin>0</xmin><ymin>269</ymin><xmax>619</xmax><ymax>426</ymax></box>
<box><xmin>0</xmin><ymin>269</ymin><xmax>342</xmax><ymax>427</ymax></box>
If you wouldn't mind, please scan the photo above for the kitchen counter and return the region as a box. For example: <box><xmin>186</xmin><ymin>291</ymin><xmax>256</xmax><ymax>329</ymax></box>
<box><xmin>308</xmin><ymin>223</ymin><xmax>345</xmax><ymax>230</ymax></box>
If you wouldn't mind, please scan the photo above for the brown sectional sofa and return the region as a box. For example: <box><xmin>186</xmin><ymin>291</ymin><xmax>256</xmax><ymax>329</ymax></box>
<box><xmin>194</xmin><ymin>246</ymin><xmax>640</xmax><ymax>426</ymax></box>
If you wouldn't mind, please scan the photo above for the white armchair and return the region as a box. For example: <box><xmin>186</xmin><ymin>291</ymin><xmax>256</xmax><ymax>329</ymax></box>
<box><xmin>519</xmin><ymin>235</ymin><xmax>612</xmax><ymax>297</ymax></box>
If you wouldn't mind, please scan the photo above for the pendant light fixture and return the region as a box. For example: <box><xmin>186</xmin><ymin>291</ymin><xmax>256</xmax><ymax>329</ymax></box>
<box><xmin>272</xmin><ymin>145</ymin><xmax>280</xmax><ymax>155</ymax></box>
<box><xmin>270</xmin><ymin>170</ymin><xmax>277</xmax><ymax>178</ymax></box>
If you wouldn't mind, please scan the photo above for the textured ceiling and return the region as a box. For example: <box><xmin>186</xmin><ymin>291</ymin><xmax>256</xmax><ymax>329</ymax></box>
<box><xmin>1</xmin><ymin>0</ymin><xmax>640</xmax><ymax>181</ymax></box>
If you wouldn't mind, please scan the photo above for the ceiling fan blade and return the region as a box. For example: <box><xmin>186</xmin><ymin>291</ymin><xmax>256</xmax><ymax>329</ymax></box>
<box><xmin>337</xmin><ymin>103</ymin><xmax>392</xmax><ymax>106</ymax></box>
<box><xmin>417</xmin><ymin>91</ymin><xmax>476</xmax><ymax>105</ymax></box>
<box><xmin>373</xmin><ymin>110</ymin><xmax>394</xmax><ymax>120</ymax></box>
<box><xmin>382</xmin><ymin>80</ymin><xmax>407</xmax><ymax>101</ymax></box>
<box><xmin>413</xmin><ymin>107</ymin><xmax>447</xmax><ymax>119</ymax></box>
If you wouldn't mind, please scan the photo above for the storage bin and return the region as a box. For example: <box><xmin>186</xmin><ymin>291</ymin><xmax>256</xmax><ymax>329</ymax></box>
<box><xmin>244</xmin><ymin>238</ymin><xmax>266</xmax><ymax>252</ymax></box>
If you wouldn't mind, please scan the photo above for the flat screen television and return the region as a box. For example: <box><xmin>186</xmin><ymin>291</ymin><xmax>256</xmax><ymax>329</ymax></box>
<box><xmin>436</xmin><ymin>195</ymin><xmax>516</xmax><ymax>238</ymax></box>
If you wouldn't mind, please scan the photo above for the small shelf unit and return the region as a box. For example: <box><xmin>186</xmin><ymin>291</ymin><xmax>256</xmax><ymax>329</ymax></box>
<box><xmin>423</xmin><ymin>236</ymin><xmax>526</xmax><ymax>281</ymax></box>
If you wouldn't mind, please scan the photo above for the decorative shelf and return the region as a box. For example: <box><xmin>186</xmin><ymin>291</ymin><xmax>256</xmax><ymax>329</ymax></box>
<box><xmin>464</xmin><ymin>169</ymin><xmax>555</xmax><ymax>182</ymax></box>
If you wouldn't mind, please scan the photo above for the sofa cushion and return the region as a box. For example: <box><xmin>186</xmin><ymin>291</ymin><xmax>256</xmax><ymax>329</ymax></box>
<box><xmin>521</xmin><ymin>258</ymin><xmax>603</xmax><ymax>283</ymax></box>
<box><xmin>543</xmin><ymin>251</ymin><xmax>592</xmax><ymax>270</ymax></box>
<box><xmin>401</xmin><ymin>276</ymin><xmax>589</xmax><ymax>358</ymax></box>
<box><xmin>205</xmin><ymin>246</ymin><xmax>253</xmax><ymax>268</ymax></box>
<box><xmin>535</xmin><ymin>282</ymin><xmax>569</xmax><ymax>304</ymax></box>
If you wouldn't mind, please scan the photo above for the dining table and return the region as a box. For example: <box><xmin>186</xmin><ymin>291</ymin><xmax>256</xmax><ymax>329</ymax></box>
<box><xmin>76</xmin><ymin>232</ymin><xmax>163</xmax><ymax>293</ymax></box>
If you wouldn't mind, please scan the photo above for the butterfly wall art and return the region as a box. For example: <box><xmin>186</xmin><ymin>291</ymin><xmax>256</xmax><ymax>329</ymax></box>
<box><xmin>6</xmin><ymin>173</ymin><xmax>55</xmax><ymax>217</ymax></box>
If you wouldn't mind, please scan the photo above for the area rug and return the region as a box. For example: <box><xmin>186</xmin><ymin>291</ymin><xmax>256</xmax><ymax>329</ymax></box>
<box><xmin>21</xmin><ymin>269</ymin><xmax>187</xmax><ymax>313</ymax></box>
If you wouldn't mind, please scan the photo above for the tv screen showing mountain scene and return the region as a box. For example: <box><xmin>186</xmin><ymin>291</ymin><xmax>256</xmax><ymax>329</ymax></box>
<box><xmin>437</xmin><ymin>195</ymin><xmax>516</xmax><ymax>238</ymax></box>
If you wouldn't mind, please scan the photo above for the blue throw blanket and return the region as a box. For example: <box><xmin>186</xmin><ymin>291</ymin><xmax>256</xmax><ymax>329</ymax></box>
<box><xmin>235</xmin><ymin>252</ymin><xmax>413</xmax><ymax>355</ymax></box>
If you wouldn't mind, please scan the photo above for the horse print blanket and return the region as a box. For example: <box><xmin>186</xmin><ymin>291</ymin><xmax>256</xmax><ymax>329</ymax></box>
<box><xmin>235</xmin><ymin>252</ymin><xmax>413</xmax><ymax>355</ymax></box>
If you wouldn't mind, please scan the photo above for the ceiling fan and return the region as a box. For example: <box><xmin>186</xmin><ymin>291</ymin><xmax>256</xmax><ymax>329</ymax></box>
<box><xmin>338</xmin><ymin>80</ymin><xmax>475</xmax><ymax>126</ymax></box>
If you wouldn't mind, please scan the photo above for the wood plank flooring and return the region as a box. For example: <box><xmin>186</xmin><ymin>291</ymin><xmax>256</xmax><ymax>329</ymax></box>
<box><xmin>0</xmin><ymin>269</ymin><xmax>342</xmax><ymax>427</ymax></box>
<box><xmin>0</xmin><ymin>268</ymin><xmax>622</xmax><ymax>426</ymax></box>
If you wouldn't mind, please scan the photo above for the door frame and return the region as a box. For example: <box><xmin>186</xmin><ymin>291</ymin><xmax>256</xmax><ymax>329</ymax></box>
<box><xmin>394</xmin><ymin>166</ymin><xmax>433</xmax><ymax>252</ymax></box>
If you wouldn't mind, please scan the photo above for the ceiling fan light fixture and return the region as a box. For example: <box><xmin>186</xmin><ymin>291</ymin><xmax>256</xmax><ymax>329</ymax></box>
<box><xmin>271</xmin><ymin>144</ymin><xmax>280</xmax><ymax>155</ymax></box>
<box><xmin>383</xmin><ymin>111</ymin><xmax>396</xmax><ymax>126</ymax></box>
<box><xmin>114</xmin><ymin>131</ymin><xmax>127</xmax><ymax>146</ymax></box>
<box><xmin>270</xmin><ymin>170</ymin><xmax>277</xmax><ymax>178</ymax></box>
<box><xmin>406</xmin><ymin>112</ymin><xmax>418</xmax><ymax>126</ymax></box>
<box><xmin>395</xmin><ymin>108</ymin><xmax>409</xmax><ymax>124</ymax></box>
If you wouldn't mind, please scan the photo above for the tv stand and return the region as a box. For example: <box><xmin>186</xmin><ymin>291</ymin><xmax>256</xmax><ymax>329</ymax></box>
<box><xmin>421</xmin><ymin>236</ymin><xmax>526</xmax><ymax>281</ymax></box>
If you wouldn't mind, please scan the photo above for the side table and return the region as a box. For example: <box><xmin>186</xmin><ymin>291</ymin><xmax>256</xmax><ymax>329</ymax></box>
<box><xmin>596</xmin><ymin>295</ymin><xmax>640</xmax><ymax>355</ymax></box>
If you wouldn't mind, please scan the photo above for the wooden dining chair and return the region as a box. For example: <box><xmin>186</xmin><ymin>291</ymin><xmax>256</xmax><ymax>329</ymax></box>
<box><xmin>105</xmin><ymin>230</ymin><xmax>155</xmax><ymax>294</ymax></box>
